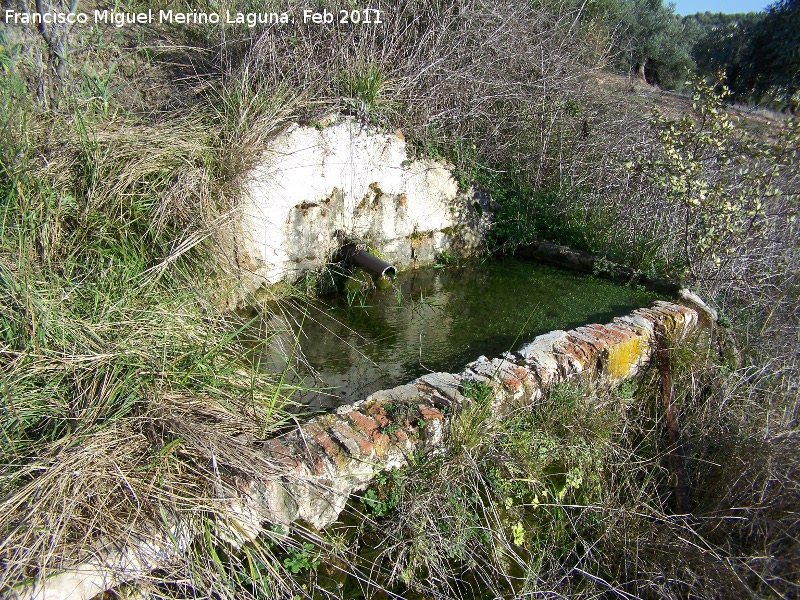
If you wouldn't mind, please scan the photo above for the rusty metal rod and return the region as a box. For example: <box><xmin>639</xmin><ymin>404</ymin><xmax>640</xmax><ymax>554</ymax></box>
<box><xmin>656</xmin><ymin>323</ymin><xmax>690</xmax><ymax>514</ymax></box>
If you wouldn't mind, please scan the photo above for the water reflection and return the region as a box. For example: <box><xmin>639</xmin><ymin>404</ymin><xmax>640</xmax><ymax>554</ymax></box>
<box><xmin>256</xmin><ymin>257</ymin><xmax>661</xmax><ymax>410</ymax></box>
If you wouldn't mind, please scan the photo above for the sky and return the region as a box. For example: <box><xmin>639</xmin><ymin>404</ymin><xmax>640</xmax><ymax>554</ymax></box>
<box><xmin>670</xmin><ymin>0</ymin><xmax>771</xmax><ymax>15</ymax></box>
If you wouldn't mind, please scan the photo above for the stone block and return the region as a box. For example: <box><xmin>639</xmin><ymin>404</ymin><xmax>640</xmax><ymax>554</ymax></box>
<box><xmin>412</xmin><ymin>372</ymin><xmax>464</xmax><ymax>406</ymax></box>
<box><xmin>365</xmin><ymin>384</ymin><xmax>423</xmax><ymax>405</ymax></box>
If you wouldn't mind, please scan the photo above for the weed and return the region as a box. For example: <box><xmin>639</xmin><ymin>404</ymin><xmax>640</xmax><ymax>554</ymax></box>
<box><xmin>0</xmin><ymin>19</ymin><xmax>301</xmax><ymax>597</ymax></box>
<box><xmin>283</xmin><ymin>542</ymin><xmax>319</xmax><ymax>574</ymax></box>
<box><xmin>434</xmin><ymin>248</ymin><xmax>453</xmax><ymax>267</ymax></box>
<box><xmin>336</xmin><ymin>62</ymin><xmax>397</xmax><ymax>126</ymax></box>
<box><xmin>361</xmin><ymin>481</ymin><xmax>402</xmax><ymax>518</ymax></box>
<box><xmin>487</xmin><ymin>181</ymin><xmax>591</xmax><ymax>253</ymax></box>
<box><xmin>343</xmin><ymin>268</ymin><xmax>374</xmax><ymax>308</ymax></box>
<box><xmin>461</xmin><ymin>379</ymin><xmax>494</xmax><ymax>405</ymax></box>
<box><xmin>451</xmin><ymin>379</ymin><xmax>495</xmax><ymax>454</ymax></box>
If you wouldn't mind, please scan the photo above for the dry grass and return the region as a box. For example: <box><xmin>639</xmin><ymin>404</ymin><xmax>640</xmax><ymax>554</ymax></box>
<box><xmin>0</xmin><ymin>16</ymin><xmax>305</xmax><ymax>594</ymax></box>
<box><xmin>304</xmin><ymin>333</ymin><xmax>798</xmax><ymax>599</ymax></box>
<box><xmin>1</xmin><ymin>0</ymin><xmax>798</xmax><ymax>598</ymax></box>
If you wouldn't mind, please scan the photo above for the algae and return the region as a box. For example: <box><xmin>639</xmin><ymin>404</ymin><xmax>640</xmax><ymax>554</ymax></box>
<box><xmin>260</xmin><ymin>257</ymin><xmax>662</xmax><ymax>409</ymax></box>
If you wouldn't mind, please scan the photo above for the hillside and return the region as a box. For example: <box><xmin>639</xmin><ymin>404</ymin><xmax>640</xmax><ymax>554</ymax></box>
<box><xmin>1</xmin><ymin>1</ymin><xmax>798</xmax><ymax>599</ymax></box>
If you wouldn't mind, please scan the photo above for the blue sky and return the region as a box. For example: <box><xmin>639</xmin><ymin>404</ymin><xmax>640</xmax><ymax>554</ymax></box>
<box><xmin>670</xmin><ymin>0</ymin><xmax>770</xmax><ymax>15</ymax></box>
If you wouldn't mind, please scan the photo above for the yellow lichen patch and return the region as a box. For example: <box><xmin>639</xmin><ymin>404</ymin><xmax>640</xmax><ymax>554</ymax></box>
<box><xmin>606</xmin><ymin>336</ymin><xmax>646</xmax><ymax>381</ymax></box>
<box><xmin>368</xmin><ymin>181</ymin><xmax>383</xmax><ymax>196</ymax></box>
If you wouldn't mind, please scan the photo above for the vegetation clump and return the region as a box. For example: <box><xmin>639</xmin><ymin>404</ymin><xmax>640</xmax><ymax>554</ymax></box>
<box><xmin>316</xmin><ymin>345</ymin><xmax>799</xmax><ymax>599</ymax></box>
<box><xmin>0</xmin><ymin>0</ymin><xmax>797</xmax><ymax>598</ymax></box>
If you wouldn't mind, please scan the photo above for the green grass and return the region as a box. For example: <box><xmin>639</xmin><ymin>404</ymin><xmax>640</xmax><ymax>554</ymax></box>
<box><xmin>336</xmin><ymin>61</ymin><xmax>397</xmax><ymax>126</ymax></box>
<box><xmin>292</xmin><ymin>331</ymin><xmax>797</xmax><ymax>599</ymax></box>
<box><xmin>308</xmin><ymin>381</ymin><xmax>630</xmax><ymax>598</ymax></box>
<box><xmin>0</xmin><ymin>42</ymin><xmax>304</xmax><ymax>597</ymax></box>
<box><xmin>1</xmin><ymin>1</ymin><xmax>797</xmax><ymax>598</ymax></box>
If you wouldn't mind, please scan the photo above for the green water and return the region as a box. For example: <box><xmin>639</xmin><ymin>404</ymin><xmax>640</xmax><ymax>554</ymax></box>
<box><xmin>271</xmin><ymin>257</ymin><xmax>661</xmax><ymax>409</ymax></box>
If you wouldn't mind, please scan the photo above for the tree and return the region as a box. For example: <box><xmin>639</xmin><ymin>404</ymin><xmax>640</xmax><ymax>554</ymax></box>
<box><xmin>749</xmin><ymin>0</ymin><xmax>800</xmax><ymax>110</ymax></box>
<box><xmin>610</xmin><ymin>0</ymin><xmax>694</xmax><ymax>88</ymax></box>
<box><xmin>691</xmin><ymin>12</ymin><xmax>764</xmax><ymax>100</ymax></box>
<box><xmin>685</xmin><ymin>1</ymin><xmax>798</xmax><ymax>110</ymax></box>
<box><xmin>648</xmin><ymin>76</ymin><xmax>798</xmax><ymax>280</ymax></box>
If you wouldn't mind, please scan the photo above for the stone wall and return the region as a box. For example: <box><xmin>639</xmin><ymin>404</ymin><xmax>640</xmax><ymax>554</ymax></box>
<box><xmin>236</xmin><ymin>116</ymin><xmax>490</xmax><ymax>289</ymax></box>
<box><xmin>12</xmin><ymin>300</ymin><xmax>703</xmax><ymax>600</ymax></box>
<box><xmin>236</xmin><ymin>300</ymin><xmax>699</xmax><ymax>531</ymax></box>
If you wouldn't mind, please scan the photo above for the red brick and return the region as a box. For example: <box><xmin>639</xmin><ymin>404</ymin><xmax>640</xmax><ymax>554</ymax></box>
<box><xmin>418</xmin><ymin>405</ymin><xmax>444</xmax><ymax>422</ymax></box>
<box><xmin>393</xmin><ymin>429</ymin><xmax>409</xmax><ymax>443</ymax></box>
<box><xmin>371</xmin><ymin>430</ymin><xmax>391</xmax><ymax>449</ymax></box>
<box><xmin>590</xmin><ymin>323</ymin><xmax>630</xmax><ymax>342</ymax></box>
<box><xmin>263</xmin><ymin>438</ymin><xmax>300</xmax><ymax>469</ymax></box>
<box><xmin>632</xmin><ymin>309</ymin><xmax>659</xmax><ymax>325</ymax></box>
<box><xmin>560</xmin><ymin>339</ymin><xmax>589</xmax><ymax>363</ymax></box>
<box><xmin>348</xmin><ymin>410</ymin><xmax>380</xmax><ymax>436</ymax></box>
<box><xmin>304</xmin><ymin>423</ymin><xmax>341</xmax><ymax>461</ymax></box>
<box><xmin>570</xmin><ymin>329</ymin><xmax>608</xmax><ymax>352</ymax></box>
<box><xmin>510</xmin><ymin>365</ymin><xmax>530</xmax><ymax>381</ymax></box>
<box><xmin>611</xmin><ymin>318</ymin><xmax>647</xmax><ymax>336</ymax></box>
<box><xmin>330</xmin><ymin>421</ymin><xmax>373</xmax><ymax>457</ymax></box>
<box><xmin>565</xmin><ymin>335</ymin><xmax>598</xmax><ymax>360</ymax></box>
<box><xmin>357</xmin><ymin>437</ymin><xmax>374</xmax><ymax>454</ymax></box>
<box><xmin>366</xmin><ymin>403</ymin><xmax>391</xmax><ymax>427</ymax></box>
<box><xmin>576</xmin><ymin>326</ymin><xmax>614</xmax><ymax>347</ymax></box>
<box><xmin>502</xmin><ymin>376</ymin><xmax>523</xmax><ymax>392</ymax></box>
<box><xmin>347</xmin><ymin>411</ymin><xmax>389</xmax><ymax>448</ymax></box>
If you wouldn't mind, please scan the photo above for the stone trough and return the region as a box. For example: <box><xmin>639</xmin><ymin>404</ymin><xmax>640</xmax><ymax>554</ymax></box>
<box><xmin>12</xmin><ymin>299</ymin><xmax>706</xmax><ymax>600</ymax></box>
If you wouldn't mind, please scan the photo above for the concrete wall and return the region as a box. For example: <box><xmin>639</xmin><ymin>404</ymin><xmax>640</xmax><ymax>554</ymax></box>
<box><xmin>237</xmin><ymin>116</ymin><xmax>490</xmax><ymax>287</ymax></box>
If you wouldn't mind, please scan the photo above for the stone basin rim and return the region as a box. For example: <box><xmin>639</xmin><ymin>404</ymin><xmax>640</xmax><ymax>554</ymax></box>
<box><xmin>9</xmin><ymin>296</ymin><xmax>712</xmax><ymax>600</ymax></box>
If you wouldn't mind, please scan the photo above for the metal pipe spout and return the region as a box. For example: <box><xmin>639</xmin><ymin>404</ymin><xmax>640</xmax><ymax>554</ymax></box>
<box><xmin>342</xmin><ymin>244</ymin><xmax>397</xmax><ymax>279</ymax></box>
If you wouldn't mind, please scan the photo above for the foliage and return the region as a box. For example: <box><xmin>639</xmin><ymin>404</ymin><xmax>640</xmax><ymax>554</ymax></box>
<box><xmin>361</xmin><ymin>469</ymin><xmax>404</xmax><ymax>517</ymax></box>
<box><xmin>689</xmin><ymin>11</ymin><xmax>765</xmax><ymax>100</ymax></box>
<box><xmin>336</xmin><ymin>61</ymin><xmax>397</xmax><ymax>126</ymax></box>
<box><xmin>604</xmin><ymin>0</ymin><xmax>795</xmax><ymax>100</ymax></box>
<box><xmin>282</xmin><ymin>543</ymin><xmax>320</xmax><ymax>574</ymax></box>
<box><xmin>0</xmin><ymin>13</ymin><xmax>302</xmax><ymax>597</ymax></box>
<box><xmin>748</xmin><ymin>0</ymin><xmax>800</xmax><ymax>108</ymax></box>
<box><xmin>486</xmin><ymin>181</ymin><xmax>591</xmax><ymax>253</ymax></box>
<box><xmin>686</xmin><ymin>1</ymin><xmax>799</xmax><ymax>109</ymax></box>
<box><xmin>647</xmin><ymin>75</ymin><xmax>799</xmax><ymax>282</ymax></box>
<box><xmin>604</xmin><ymin>0</ymin><xmax>695</xmax><ymax>87</ymax></box>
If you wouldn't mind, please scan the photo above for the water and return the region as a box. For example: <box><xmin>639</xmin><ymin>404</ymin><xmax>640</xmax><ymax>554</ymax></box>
<box><xmin>260</xmin><ymin>257</ymin><xmax>662</xmax><ymax>410</ymax></box>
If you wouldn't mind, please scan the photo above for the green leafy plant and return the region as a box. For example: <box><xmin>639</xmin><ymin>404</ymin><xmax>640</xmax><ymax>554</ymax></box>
<box><xmin>337</xmin><ymin>62</ymin><xmax>397</xmax><ymax>125</ymax></box>
<box><xmin>344</xmin><ymin>267</ymin><xmax>374</xmax><ymax>308</ymax></box>
<box><xmin>81</xmin><ymin>55</ymin><xmax>127</xmax><ymax>116</ymax></box>
<box><xmin>461</xmin><ymin>379</ymin><xmax>494</xmax><ymax>405</ymax></box>
<box><xmin>362</xmin><ymin>486</ymin><xmax>399</xmax><ymax>518</ymax></box>
<box><xmin>283</xmin><ymin>542</ymin><xmax>319</xmax><ymax>574</ymax></box>
<box><xmin>434</xmin><ymin>249</ymin><xmax>453</xmax><ymax>267</ymax></box>
<box><xmin>382</xmin><ymin>400</ymin><xmax>411</xmax><ymax>421</ymax></box>
<box><xmin>648</xmin><ymin>75</ymin><xmax>799</xmax><ymax>280</ymax></box>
